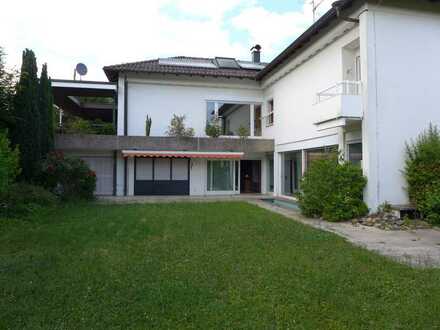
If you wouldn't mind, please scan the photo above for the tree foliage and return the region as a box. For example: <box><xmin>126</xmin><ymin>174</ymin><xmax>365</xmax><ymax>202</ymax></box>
<box><xmin>11</xmin><ymin>49</ymin><xmax>40</xmax><ymax>181</ymax></box>
<box><xmin>0</xmin><ymin>131</ymin><xmax>20</xmax><ymax>196</ymax></box>
<box><xmin>166</xmin><ymin>114</ymin><xmax>194</xmax><ymax>137</ymax></box>
<box><xmin>404</xmin><ymin>124</ymin><xmax>440</xmax><ymax>224</ymax></box>
<box><xmin>0</xmin><ymin>47</ymin><xmax>17</xmax><ymax>131</ymax></box>
<box><xmin>296</xmin><ymin>159</ymin><xmax>368</xmax><ymax>222</ymax></box>
<box><xmin>39</xmin><ymin>63</ymin><xmax>54</xmax><ymax>156</ymax></box>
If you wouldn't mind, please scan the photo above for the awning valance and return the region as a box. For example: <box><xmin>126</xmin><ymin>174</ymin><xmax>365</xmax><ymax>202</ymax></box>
<box><xmin>122</xmin><ymin>150</ymin><xmax>244</xmax><ymax>159</ymax></box>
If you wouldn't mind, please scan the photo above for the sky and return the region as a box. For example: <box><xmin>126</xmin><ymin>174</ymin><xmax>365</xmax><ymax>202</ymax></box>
<box><xmin>0</xmin><ymin>0</ymin><xmax>334</xmax><ymax>81</ymax></box>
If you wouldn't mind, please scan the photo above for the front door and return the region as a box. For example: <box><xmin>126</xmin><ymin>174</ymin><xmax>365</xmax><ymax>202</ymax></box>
<box><xmin>240</xmin><ymin>160</ymin><xmax>261</xmax><ymax>193</ymax></box>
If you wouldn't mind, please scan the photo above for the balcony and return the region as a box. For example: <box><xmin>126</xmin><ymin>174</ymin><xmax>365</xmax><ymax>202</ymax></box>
<box><xmin>314</xmin><ymin>81</ymin><xmax>363</xmax><ymax>131</ymax></box>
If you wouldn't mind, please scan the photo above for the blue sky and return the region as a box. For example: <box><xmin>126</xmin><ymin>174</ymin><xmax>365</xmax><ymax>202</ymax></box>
<box><xmin>0</xmin><ymin>0</ymin><xmax>333</xmax><ymax>80</ymax></box>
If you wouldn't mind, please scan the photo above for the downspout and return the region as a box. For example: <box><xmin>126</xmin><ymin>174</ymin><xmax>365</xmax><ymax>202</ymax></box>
<box><xmin>124</xmin><ymin>73</ymin><xmax>128</xmax><ymax>136</ymax></box>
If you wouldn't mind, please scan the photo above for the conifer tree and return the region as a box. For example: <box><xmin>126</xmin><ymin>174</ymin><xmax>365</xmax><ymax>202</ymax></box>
<box><xmin>12</xmin><ymin>49</ymin><xmax>40</xmax><ymax>181</ymax></box>
<box><xmin>38</xmin><ymin>63</ymin><xmax>54</xmax><ymax>156</ymax></box>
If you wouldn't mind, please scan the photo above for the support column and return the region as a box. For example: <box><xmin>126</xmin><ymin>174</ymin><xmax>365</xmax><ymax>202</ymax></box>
<box><xmin>250</xmin><ymin>104</ymin><xmax>255</xmax><ymax>137</ymax></box>
<box><xmin>338</xmin><ymin>127</ymin><xmax>346</xmax><ymax>163</ymax></box>
<box><xmin>274</xmin><ymin>151</ymin><xmax>283</xmax><ymax>196</ymax></box>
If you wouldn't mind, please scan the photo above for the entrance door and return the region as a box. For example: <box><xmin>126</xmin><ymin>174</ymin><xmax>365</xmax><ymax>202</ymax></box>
<box><xmin>240</xmin><ymin>160</ymin><xmax>261</xmax><ymax>193</ymax></box>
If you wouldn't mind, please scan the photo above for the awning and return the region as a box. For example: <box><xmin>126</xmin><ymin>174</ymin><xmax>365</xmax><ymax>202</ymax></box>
<box><xmin>122</xmin><ymin>150</ymin><xmax>244</xmax><ymax>159</ymax></box>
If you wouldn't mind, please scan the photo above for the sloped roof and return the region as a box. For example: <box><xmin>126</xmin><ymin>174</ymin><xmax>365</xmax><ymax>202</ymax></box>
<box><xmin>103</xmin><ymin>56</ymin><xmax>266</xmax><ymax>82</ymax></box>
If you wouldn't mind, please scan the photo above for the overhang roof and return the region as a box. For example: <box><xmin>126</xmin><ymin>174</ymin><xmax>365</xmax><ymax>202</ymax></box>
<box><xmin>122</xmin><ymin>150</ymin><xmax>244</xmax><ymax>159</ymax></box>
<box><xmin>52</xmin><ymin>79</ymin><xmax>116</xmax><ymax>122</ymax></box>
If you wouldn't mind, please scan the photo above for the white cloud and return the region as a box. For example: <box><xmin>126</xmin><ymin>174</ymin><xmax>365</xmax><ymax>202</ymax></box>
<box><xmin>230</xmin><ymin>0</ymin><xmax>334</xmax><ymax>61</ymax></box>
<box><xmin>0</xmin><ymin>0</ymin><xmax>334</xmax><ymax>80</ymax></box>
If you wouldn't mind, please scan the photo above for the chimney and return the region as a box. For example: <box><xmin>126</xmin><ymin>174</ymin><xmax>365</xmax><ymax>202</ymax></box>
<box><xmin>251</xmin><ymin>44</ymin><xmax>261</xmax><ymax>63</ymax></box>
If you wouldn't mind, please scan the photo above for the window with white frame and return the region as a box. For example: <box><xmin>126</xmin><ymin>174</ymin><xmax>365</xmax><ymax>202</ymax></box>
<box><xmin>348</xmin><ymin>142</ymin><xmax>363</xmax><ymax>167</ymax></box>
<box><xmin>207</xmin><ymin>160</ymin><xmax>234</xmax><ymax>191</ymax></box>
<box><xmin>266</xmin><ymin>99</ymin><xmax>274</xmax><ymax>127</ymax></box>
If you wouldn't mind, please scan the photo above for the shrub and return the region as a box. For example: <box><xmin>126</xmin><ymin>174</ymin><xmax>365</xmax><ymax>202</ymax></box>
<box><xmin>205</xmin><ymin>118</ymin><xmax>222</xmax><ymax>138</ymax></box>
<box><xmin>296</xmin><ymin>159</ymin><xmax>368</xmax><ymax>222</ymax></box>
<box><xmin>0</xmin><ymin>131</ymin><xmax>20</xmax><ymax>196</ymax></box>
<box><xmin>404</xmin><ymin>124</ymin><xmax>440</xmax><ymax>224</ymax></box>
<box><xmin>40</xmin><ymin>151</ymin><xmax>96</xmax><ymax>201</ymax></box>
<box><xmin>65</xmin><ymin>117</ymin><xmax>94</xmax><ymax>134</ymax></box>
<box><xmin>0</xmin><ymin>182</ymin><xmax>57</xmax><ymax>217</ymax></box>
<box><xmin>166</xmin><ymin>114</ymin><xmax>195</xmax><ymax>137</ymax></box>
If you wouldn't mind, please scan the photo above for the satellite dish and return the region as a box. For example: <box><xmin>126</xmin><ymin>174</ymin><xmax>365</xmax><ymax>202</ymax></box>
<box><xmin>74</xmin><ymin>63</ymin><xmax>88</xmax><ymax>80</ymax></box>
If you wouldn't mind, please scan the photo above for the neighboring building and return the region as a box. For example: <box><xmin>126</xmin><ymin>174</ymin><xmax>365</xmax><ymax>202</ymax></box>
<box><xmin>53</xmin><ymin>0</ymin><xmax>440</xmax><ymax>211</ymax></box>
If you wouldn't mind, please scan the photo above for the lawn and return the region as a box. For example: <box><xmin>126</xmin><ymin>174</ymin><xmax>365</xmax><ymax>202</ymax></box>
<box><xmin>1</xmin><ymin>202</ymin><xmax>439</xmax><ymax>329</ymax></box>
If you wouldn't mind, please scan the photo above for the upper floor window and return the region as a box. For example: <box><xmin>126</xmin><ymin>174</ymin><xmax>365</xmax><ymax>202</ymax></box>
<box><xmin>266</xmin><ymin>99</ymin><xmax>274</xmax><ymax>127</ymax></box>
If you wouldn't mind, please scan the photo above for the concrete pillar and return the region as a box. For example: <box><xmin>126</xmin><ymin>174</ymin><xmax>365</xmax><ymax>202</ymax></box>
<box><xmin>274</xmin><ymin>151</ymin><xmax>283</xmax><ymax>196</ymax></box>
<box><xmin>127</xmin><ymin>157</ymin><xmax>135</xmax><ymax>196</ymax></box>
<box><xmin>250</xmin><ymin>104</ymin><xmax>255</xmax><ymax>137</ymax></box>
<box><xmin>338</xmin><ymin>127</ymin><xmax>346</xmax><ymax>163</ymax></box>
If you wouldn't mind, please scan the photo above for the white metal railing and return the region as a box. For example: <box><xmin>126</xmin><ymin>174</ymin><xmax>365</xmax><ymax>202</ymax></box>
<box><xmin>316</xmin><ymin>80</ymin><xmax>362</xmax><ymax>103</ymax></box>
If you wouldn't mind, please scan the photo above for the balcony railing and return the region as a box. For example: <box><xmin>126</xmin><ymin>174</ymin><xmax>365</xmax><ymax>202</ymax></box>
<box><xmin>316</xmin><ymin>80</ymin><xmax>361</xmax><ymax>103</ymax></box>
<box><xmin>314</xmin><ymin>80</ymin><xmax>363</xmax><ymax>131</ymax></box>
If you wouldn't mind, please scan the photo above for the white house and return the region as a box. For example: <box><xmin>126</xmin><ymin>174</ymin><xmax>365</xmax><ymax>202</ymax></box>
<box><xmin>53</xmin><ymin>0</ymin><xmax>440</xmax><ymax>212</ymax></box>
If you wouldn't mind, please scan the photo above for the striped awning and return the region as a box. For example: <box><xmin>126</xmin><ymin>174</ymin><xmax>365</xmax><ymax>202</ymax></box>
<box><xmin>122</xmin><ymin>150</ymin><xmax>244</xmax><ymax>159</ymax></box>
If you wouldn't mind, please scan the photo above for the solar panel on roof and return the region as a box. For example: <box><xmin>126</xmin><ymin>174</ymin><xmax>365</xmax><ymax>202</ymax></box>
<box><xmin>238</xmin><ymin>61</ymin><xmax>266</xmax><ymax>70</ymax></box>
<box><xmin>158</xmin><ymin>58</ymin><xmax>217</xmax><ymax>69</ymax></box>
<box><xmin>215</xmin><ymin>57</ymin><xmax>240</xmax><ymax>69</ymax></box>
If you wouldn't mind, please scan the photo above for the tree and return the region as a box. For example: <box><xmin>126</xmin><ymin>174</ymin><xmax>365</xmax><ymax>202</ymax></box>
<box><xmin>11</xmin><ymin>49</ymin><xmax>40</xmax><ymax>181</ymax></box>
<box><xmin>166</xmin><ymin>114</ymin><xmax>194</xmax><ymax>137</ymax></box>
<box><xmin>0</xmin><ymin>47</ymin><xmax>16</xmax><ymax>131</ymax></box>
<box><xmin>0</xmin><ymin>131</ymin><xmax>20</xmax><ymax>196</ymax></box>
<box><xmin>38</xmin><ymin>63</ymin><xmax>54</xmax><ymax>155</ymax></box>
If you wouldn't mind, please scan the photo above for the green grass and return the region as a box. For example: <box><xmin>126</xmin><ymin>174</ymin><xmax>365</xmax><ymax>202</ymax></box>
<box><xmin>1</xmin><ymin>202</ymin><xmax>439</xmax><ymax>329</ymax></box>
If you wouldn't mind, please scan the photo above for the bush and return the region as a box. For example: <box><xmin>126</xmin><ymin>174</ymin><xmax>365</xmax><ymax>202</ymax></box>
<box><xmin>296</xmin><ymin>159</ymin><xmax>368</xmax><ymax>222</ymax></box>
<box><xmin>0</xmin><ymin>131</ymin><xmax>20</xmax><ymax>196</ymax></box>
<box><xmin>0</xmin><ymin>183</ymin><xmax>57</xmax><ymax>217</ymax></box>
<box><xmin>40</xmin><ymin>151</ymin><xmax>96</xmax><ymax>201</ymax></box>
<box><xmin>404</xmin><ymin>124</ymin><xmax>440</xmax><ymax>224</ymax></box>
<box><xmin>205</xmin><ymin>118</ymin><xmax>222</xmax><ymax>138</ymax></box>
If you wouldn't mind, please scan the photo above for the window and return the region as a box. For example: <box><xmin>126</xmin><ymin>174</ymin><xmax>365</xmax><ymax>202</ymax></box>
<box><xmin>266</xmin><ymin>99</ymin><xmax>274</xmax><ymax>127</ymax></box>
<box><xmin>254</xmin><ymin>104</ymin><xmax>262</xmax><ymax>136</ymax></box>
<box><xmin>355</xmin><ymin>56</ymin><xmax>362</xmax><ymax>81</ymax></box>
<box><xmin>206</xmin><ymin>101</ymin><xmax>251</xmax><ymax>137</ymax></box>
<box><xmin>136</xmin><ymin>158</ymin><xmax>153</xmax><ymax>180</ymax></box>
<box><xmin>155</xmin><ymin>158</ymin><xmax>171</xmax><ymax>180</ymax></box>
<box><xmin>348</xmin><ymin>143</ymin><xmax>362</xmax><ymax>166</ymax></box>
<box><xmin>172</xmin><ymin>159</ymin><xmax>189</xmax><ymax>180</ymax></box>
<box><xmin>207</xmin><ymin>160</ymin><xmax>234</xmax><ymax>191</ymax></box>
<box><xmin>306</xmin><ymin>146</ymin><xmax>337</xmax><ymax>169</ymax></box>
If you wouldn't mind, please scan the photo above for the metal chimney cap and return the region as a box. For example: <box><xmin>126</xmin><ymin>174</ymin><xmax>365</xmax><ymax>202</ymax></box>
<box><xmin>250</xmin><ymin>44</ymin><xmax>262</xmax><ymax>52</ymax></box>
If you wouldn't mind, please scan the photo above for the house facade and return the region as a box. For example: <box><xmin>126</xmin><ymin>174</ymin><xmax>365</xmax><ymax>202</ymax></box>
<box><xmin>54</xmin><ymin>0</ymin><xmax>440</xmax><ymax>211</ymax></box>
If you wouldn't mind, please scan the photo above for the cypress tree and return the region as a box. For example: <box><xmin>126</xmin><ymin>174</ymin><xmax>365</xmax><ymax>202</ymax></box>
<box><xmin>38</xmin><ymin>63</ymin><xmax>54</xmax><ymax>156</ymax></box>
<box><xmin>12</xmin><ymin>49</ymin><xmax>40</xmax><ymax>181</ymax></box>
<box><xmin>0</xmin><ymin>47</ymin><xmax>16</xmax><ymax>131</ymax></box>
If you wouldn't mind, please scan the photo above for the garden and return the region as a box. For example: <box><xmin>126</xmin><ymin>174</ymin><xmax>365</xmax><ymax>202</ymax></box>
<box><xmin>0</xmin><ymin>47</ymin><xmax>96</xmax><ymax>217</ymax></box>
<box><xmin>1</xmin><ymin>202</ymin><xmax>440</xmax><ymax>329</ymax></box>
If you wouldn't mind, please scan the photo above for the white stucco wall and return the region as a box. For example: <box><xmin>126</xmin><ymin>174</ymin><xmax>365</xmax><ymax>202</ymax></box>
<box><xmin>361</xmin><ymin>3</ymin><xmax>440</xmax><ymax>209</ymax></box>
<box><xmin>122</xmin><ymin>75</ymin><xmax>262</xmax><ymax>137</ymax></box>
<box><xmin>261</xmin><ymin>22</ymin><xmax>361</xmax><ymax>196</ymax></box>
